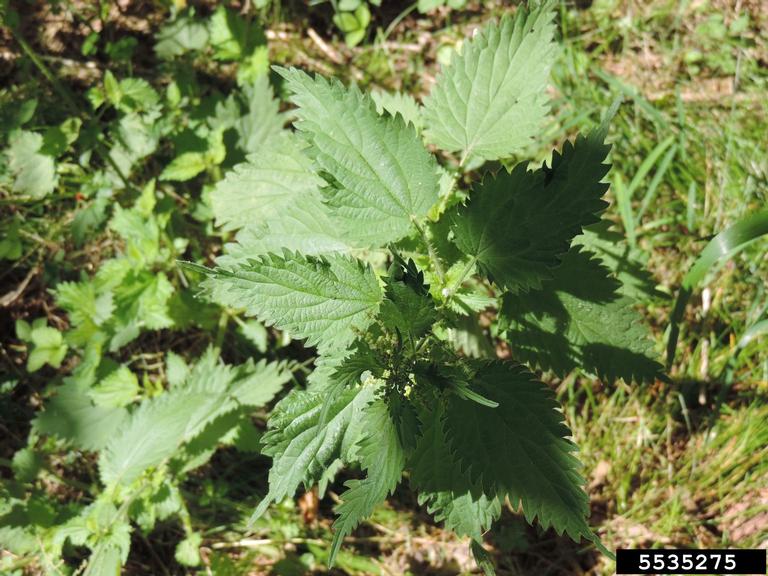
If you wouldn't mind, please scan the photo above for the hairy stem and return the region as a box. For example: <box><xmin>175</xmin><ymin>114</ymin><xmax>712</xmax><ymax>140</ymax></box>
<box><xmin>412</xmin><ymin>218</ymin><xmax>445</xmax><ymax>285</ymax></box>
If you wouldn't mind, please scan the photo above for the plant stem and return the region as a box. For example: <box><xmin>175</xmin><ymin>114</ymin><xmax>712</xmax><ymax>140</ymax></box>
<box><xmin>412</xmin><ymin>218</ymin><xmax>445</xmax><ymax>285</ymax></box>
<box><xmin>443</xmin><ymin>255</ymin><xmax>477</xmax><ymax>302</ymax></box>
<box><xmin>214</xmin><ymin>310</ymin><xmax>230</xmax><ymax>352</ymax></box>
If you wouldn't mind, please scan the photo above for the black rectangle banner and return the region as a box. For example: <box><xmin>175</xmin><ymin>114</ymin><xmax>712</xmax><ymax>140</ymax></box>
<box><xmin>616</xmin><ymin>549</ymin><xmax>766</xmax><ymax>574</ymax></box>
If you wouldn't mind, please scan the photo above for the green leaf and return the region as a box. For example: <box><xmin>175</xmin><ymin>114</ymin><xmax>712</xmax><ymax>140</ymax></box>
<box><xmin>500</xmin><ymin>248</ymin><xmax>662</xmax><ymax>383</ymax></box>
<box><xmin>83</xmin><ymin>544</ymin><xmax>123</xmax><ymax>576</ymax></box>
<box><xmin>237</xmin><ymin>75</ymin><xmax>287</xmax><ymax>154</ymax></box>
<box><xmin>379</xmin><ymin>258</ymin><xmax>437</xmax><ymax>347</ymax></box>
<box><xmin>12</xmin><ymin>447</ymin><xmax>43</xmax><ymax>483</ymax></box>
<box><xmin>470</xmin><ymin>539</ymin><xmax>496</xmax><ymax>576</ymax></box>
<box><xmin>219</xmin><ymin>199</ymin><xmax>350</xmax><ymax>265</ymax></box>
<box><xmin>155</xmin><ymin>13</ymin><xmax>210</xmax><ymax>59</ymax></box>
<box><xmin>237</xmin><ymin>318</ymin><xmax>269</xmax><ymax>352</ymax></box>
<box><xmin>34</xmin><ymin>378</ymin><xmax>129</xmax><ymax>451</ymax></box>
<box><xmin>79</xmin><ymin>502</ymin><xmax>132</xmax><ymax>576</ymax></box>
<box><xmin>197</xmin><ymin>252</ymin><xmax>382</xmax><ymax>353</ymax></box>
<box><xmin>88</xmin><ymin>365</ymin><xmax>139</xmax><ymax>408</ymax></box>
<box><xmin>5</xmin><ymin>130</ymin><xmax>57</xmax><ymax>198</ymax></box>
<box><xmin>179</xmin><ymin>348</ymin><xmax>292</xmax><ymax>439</ymax></box>
<box><xmin>165</xmin><ymin>351</ymin><xmax>189</xmax><ymax>387</ymax></box>
<box><xmin>175</xmin><ymin>532</ymin><xmax>202</xmax><ymax>566</ymax></box>
<box><xmin>237</xmin><ymin>45</ymin><xmax>270</xmax><ymax>85</ymax></box>
<box><xmin>104</xmin><ymin>350</ymin><xmax>289</xmax><ymax>478</ymax></box>
<box><xmin>667</xmin><ymin>208</ymin><xmax>768</xmax><ymax>369</ymax></box>
<box><xmin>371</xmin><ymin>90</ymin><xmax>424</xmax><ymax>133</ymax></box>
<box><xmin>451</xmin><ymin>128</ymin><xmax>610</xmax><ymax>292</ymax></box>
<box><xmin>160</xmin><ymin>151</ymin><xmax>207</xmax><ymax>181</ymax></box>
<box><xmin>254</xmin><ymin>384</ymin><xmax>376</xmax><ymax>520</ymax></box>
<box><xmin>109</xmin><ymin>272</ymin><xmax>175</xmax><ymax>344</ymax></box>
<box><xmin>411</xmin><ymin>403</ymin><xmax>501</xmax><ymax>539</ymax></box>
<box><xmin>444</xmin><ymin>361</ymin><xmax>592</xmax><ymax>541</ymax></box>
<box><xmin>108</xmin><ymin>111</ymin><xmax>161</xmax><ymax>177</ymax></box>
<box><xmin>276</xmin><ymin>66</ymin><xmax>440</xmax><ymax>246</ymax></box>
<box><xmin>26</xmin><ymin>322</ymin><xmax>68</xmax><ymax>372</ymax></box>
<box><xmin>114</xmin><ymin>77</ymin><xmax>160</xmax><ymax>112</ymax></box>
<box><xmin>422</xmin><ymin>2</ymin><xmax>557</xmax><ymax>162</ymax></box>
<box><xmin>0</xmin><ymin>219</ymin><xmax>23</xmax><ymax>260</ymax></box>
<box><xmin>330</xmin><ymin>399</ymin><xmax>405</xmax><ymax>566</ymax></box>
<box><xmin>56</xmin><ymin>280</ymin><xmax>114</xmax><ymax>345</ymax></box>
<box><xmin>329</xmin><ymin>340</ymin><xmax>386</xmax><ymax>388</ymax></box>
<box><xmin>99</xmin><ymin>391</ymin><xmax>206</xmax><ymax>487</ymax></box>
<box><xmin>574</xmin><ymin>220</ymin><xmax>661</xmax><ymax>300</ymax></box>
<box><xmin>211</xmin><ymin>133</ymin><xmax>323</xmax><ymax>231</ymax></box>
<box><xmin>209</xmin><ymin>6</ymin><xmax>248</xmax><ymax>61</ymax></box>
<box><xmin>103</xmin><ymin>70</ymin><xmax>121</xmax><ymax>106</ymax></box>
<box><xmin>42</xmin><ymin>117</ymin><xmax>82</xmax><ymax>156</ymax></box>
<box><xmin>15</xmin><ymin>318</ymin><xmax>31</xmax><ymax>341</ymax></box>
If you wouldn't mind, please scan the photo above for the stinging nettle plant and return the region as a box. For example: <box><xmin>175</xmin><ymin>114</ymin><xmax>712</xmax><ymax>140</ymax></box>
<box><xmin>192</xmin><ymin>0</ymin><xmax>663</xmax><ymax>569</ymax></box>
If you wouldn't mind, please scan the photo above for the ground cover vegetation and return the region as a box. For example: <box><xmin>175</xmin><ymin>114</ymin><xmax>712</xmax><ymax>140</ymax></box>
<box><xmin>0</xmin><ymin>1</ymin><xmax>766</xmax><ymax>575</ymax></box>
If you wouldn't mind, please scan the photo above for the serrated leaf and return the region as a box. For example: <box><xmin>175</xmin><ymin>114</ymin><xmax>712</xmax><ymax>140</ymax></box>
<box><xmin>99</xmin><ymin>391</ymin><xmax>205</xmax><ymax>487</ymax></box>
<box><xmin>12</xmin><ymin>447</ymin><xmax>43</xmax><ymax>483</ymax></box>
<box><xmin>198</xmin><ymin>252</ymin><xmax>381</xmax><ymax>353</ymax></box>
<box><xmin>422</xmin><ymin>2</ymin><xmax>557</xmax><ymax>162</ymax></box>
<box><xmin>237</xmin><ymin>75</ymin><xmax>287</xmax><ymax>154</ymax></box>
<box><xmin>254</xmin><ymin>384</ymin><xmax>376</xmax><ymax>519</ymax></box>
<box><xmin>209</xmin><ymin>6</ymin><xmax>248</xmax><ymax>61</ymax></box>
<box><xmin>107</xmin><ymin>350</ymin><xmax>289</xmax><ymax>477</ymax></box>
<box><xmin>218</xmin><ymin>199</ymin><xmax>350</xmax><ymax>266</ymax></box>
<box><xmin>56</xmin><ymin>280</ymin><xmax>115</xmax><ymax>344</ymax></box>
<box><xmin>380</xmin><ymin>259</ymin><xmax>437</xmax><ymax>347</ymax></box>
<box><xmin>411</xmin><ymin>403</ymin><xmax>501</xmax><ymax>539</ymax></box>
<box><xmin>451</xmin><ymin>129</ymin><xmax>610</xmax><ymax>292</ymax></box>
<box><xmin>108</xmin><ymin>111</ymin><xmax>161</xmax><ymax>177</ymax></box>
<box><xmin>211</xmin><ymin>133</ymin><xmax>323</xmax><ymax>231</ymax></box>
<box><xmin>574</xmin><ymin>220</ymin><xmax>661</xmax><ymax>299</ymax></box>
<box><xmin>500</xmin><ymin>248</ymin><xmax>662</xmax><ymax>382</ymax></box>
<box><xmin>175</xmin><ymin>532</ymin><xmax>202</xmax><ymax>566</ymax></box>
<box><xmin>160</xmin><ymin>151</ymin><xmax>207</xmax><ymax>181</ymax></box>
<box><xmin>5</xmin><ymin>130</ymin><xmax>57</xmax><ymax>197</ymax></box>
<box><xmin>180</xmin><ymin>348</ymin><xmax>292</xmax><ymax>439</ymax></box>
<box><xmin>112</xmin><ymin>77</ymin><xmax>160</xmax><ymax>113</ymax></box>
<box><xmin>34</xmin><ymin>379</ymin><xmax>129</xmax><ymax>451</ymax></box>
<box><xmin>371</xmin><ymin>90</ymin><xmax>424</xmax><ymax>133</ymax></box>
<box><xmin>330</xmin><ymin>399</ymin><xmax>405</xmax><ymax>566</ymax></box>
<box><xmin>238</xmin><ymin>318</ymin><xmax>269</xmax><ymax>352</ymax></box>
<box><xmin>166</xmin><ymin>352</ymin><xmax>189</xmax><ymax>387</ymax></box>
<box><xmin>276</xmin><ymin>66</ymin><xmax>440</xmax><ymax>246</ymax></box>
<box><xmin>155</xmin><ymin>13</ymin><xmax>209</xmax><ymax>59</ymax></box>
<box><xmin>83</xmin><ymin>543</ymin><xmax>125</xmax><ymax>576</ymax></box>
<box><xmin>88</xmin><ymin>364</ymin><xmax>139</xmax><ymax>408</ymax></box>
<box><xmin>444</xmin><ymin>361</ymin><xmax>592</xmax><ymax>541</ymax></box>
<box><xmin>329</xmin><ymin>340</ymin><xmax>386</xmax><ymax>388</ymax></box>
<box><xmin>470</xmin><ymin>539</ymin><xmax>496</xmax><ymax>576</ymax></box>
<box><xmin>25</xmin><ymin>323</ymin><xmax>68</xmax><ymax>372</ymax></box>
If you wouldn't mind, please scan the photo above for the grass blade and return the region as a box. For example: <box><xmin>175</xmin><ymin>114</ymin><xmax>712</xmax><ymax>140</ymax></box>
<box><xmin>627</xmin><ymin>135</ymin><xmax>675</xmax><ymax>200</ymax></box>
<box><xmin>666</xmin><ymin>209</ymin><xmax>768</xmax><ymax>369</ymax></box>
<box><xmin>613</xmin><ymin>172</ymin><xmax>636</xmax><ymax>247</ymax></box>
<box><xmin>637</xmin><ymin>143</ymin><xmax>677</xmax><ymax>224</ymax></box>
